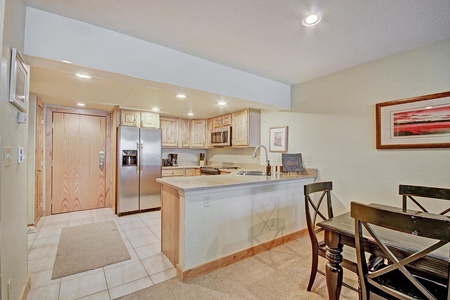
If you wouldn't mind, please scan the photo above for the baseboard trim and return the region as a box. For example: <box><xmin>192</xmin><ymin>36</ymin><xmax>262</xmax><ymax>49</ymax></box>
<box><xmin>19</xmin><ymin>274</ymin><xmax>31</xmax><ymax>300</ymax></box>
<box><xmin>177</xmin><ymin>228</ymin><xmax>308</xmax><ymax>282</ymax></box>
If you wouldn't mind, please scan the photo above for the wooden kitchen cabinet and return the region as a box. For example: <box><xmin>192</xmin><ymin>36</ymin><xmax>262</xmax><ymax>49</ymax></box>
<box><xmin>120</xmin><ymin>110</ymin><xmax>140</xmax><ymax>127</ymax></box>
<box><xmin>232</xmin><ymin>109</ymin><xmax>260</xmax><ymax>147</ymax></box>
<box><xmin>179</xmin><ymin>119</ymin><xmax>191</xmax><ymax>148</ymax></box>
<box><xmin>213</xmin><ymin>114</ymin><xmax>232</xmax><ymax>128</ymax></box>
<box><xmin>206</xmin><ymin>118</ymin><xmax>213</xmax><ymax>148</ymax></box>
<box><xmin>120</xmin><ymin>110</ymin><xmax>160</xmax><ymax>128</ymax></box>
<box><xmin>140</xmin><ymin>112</ymin><xmax>160</xmax><ymax>128</ymax></box>
<box><xmin>162</xmin><ymin>169</ymin><xmax>185</xmax><ymax>177</ymax></box>
<box><xmin>190</xmin><ymin>119</ymin><xmax>206</xmax><ymax>148</ymax></box>
<box><xmin>160</xmin><ymin>117</ymin><xmax>179</xmax><ymax>147</ymax></box>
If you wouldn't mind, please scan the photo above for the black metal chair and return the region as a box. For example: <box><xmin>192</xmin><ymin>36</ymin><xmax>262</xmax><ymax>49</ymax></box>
<box><xmin>399</xmin><ymin>184</ymin><xmax>450</xmax><ymax>215</ymax></box>
<box><xmin>352</xmin><ymin>202</ymin><xmax>450</xmax><ymax>300</ymax></box>
<box><xmin>304</xmin><ymin>182</ymin><xmax>359</xmax><ymax>292</ymax></box>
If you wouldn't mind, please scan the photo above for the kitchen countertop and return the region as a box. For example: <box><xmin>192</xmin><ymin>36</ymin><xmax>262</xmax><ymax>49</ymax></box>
<box><xmin>156</xmin><ymin>168</ymin><xmax>317</xmax><ymax>192</ymax></box>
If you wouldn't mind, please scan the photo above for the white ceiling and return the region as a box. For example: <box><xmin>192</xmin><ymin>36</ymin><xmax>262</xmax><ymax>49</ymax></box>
<box><xmin>23</xmin><ymin>0</ymin><xmax>450</xmax><ymax>117</ymax></box>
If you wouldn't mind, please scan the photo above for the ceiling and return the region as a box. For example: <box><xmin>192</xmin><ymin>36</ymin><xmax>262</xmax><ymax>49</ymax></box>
<box><xmin>23</xmin><ymin>0</ymin><xmax>450</xmax><ymax>118</ymax></box>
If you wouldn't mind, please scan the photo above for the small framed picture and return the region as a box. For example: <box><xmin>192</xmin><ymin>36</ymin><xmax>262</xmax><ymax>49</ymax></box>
<box><xmin>9</xmin><ymin>48</ymin><xmax>29</xmax><ymax>113</ymax></box>
<box><xmin>269</xmin><ymin>126</ymin><xmax>288</xmax><ymax>152</ymax></box>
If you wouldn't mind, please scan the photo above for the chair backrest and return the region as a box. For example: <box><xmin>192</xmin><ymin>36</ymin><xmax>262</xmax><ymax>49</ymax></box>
<box><xmin>304</xmin><ymin>182</ymin><xmax>333</xmax><ymax>246</ymax></box>
<box><xmin>399</xmin><ymin>184</ymin><xmax>450</xmax><ymax>215</ymax></box>
<box><xmin>351</xmin><ymin>202</ymin><xmax>450</xmax><ymax>300</ymax></box>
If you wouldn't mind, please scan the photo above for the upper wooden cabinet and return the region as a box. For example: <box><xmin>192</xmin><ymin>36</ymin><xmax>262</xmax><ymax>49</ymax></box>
<box><xmin>160</xmin><ymin>117</ymin><xmax>179</xmax><ymax>148</ymax></box>
<box><xmin>206</xmin><ymin>118</ymin><xmax>213</xmax><ymax>148</ymax></box>
<box><xmin>120</xmin><ymin>110</ymin><xmax>140</xmax><ymax>127</ymax></box>
<box><xmin>120</xmin><ymin>110</ymin><xmax>160</xmax><ymax>128</ymax></box>
<box><xmin>140</xmin><ymin>112</ymin><xmax>160</xmax><ymax>128</ymax></box>
<box><xmin>190</xmin><ymin>119</ymin><xmax>206</xmax><ymax>148</ymax></box>
<box><xmin>232</xmin><ymin>109</ymin><xmax>260</xmax><ymax>148</ymax></box>
<box><xmin>179</xmin><ymin>119</ymin><xmax>191</xmax><ymax>148</ymax></box>
<box><xmin>160</xmin><ymin>118</ymin><xmax>207</xmax><ymax>149</ymax></box>
<box><xmin>213</xmin><ymin>114</ymin><xmax>232</xmax><ymax>128</ymax></box>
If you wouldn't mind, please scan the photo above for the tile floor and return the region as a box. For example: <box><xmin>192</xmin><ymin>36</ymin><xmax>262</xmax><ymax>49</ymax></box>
<box><xmin>27</xmin><ymin>208</ymin><xmax>176</xmax><ymax>300</ymax></box>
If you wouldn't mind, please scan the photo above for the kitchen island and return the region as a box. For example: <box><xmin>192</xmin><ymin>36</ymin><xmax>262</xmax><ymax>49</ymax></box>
<box><xmin>156</xmin><ymin>168</ymin><xmax>317</xmax><ymax>281</ymax></box>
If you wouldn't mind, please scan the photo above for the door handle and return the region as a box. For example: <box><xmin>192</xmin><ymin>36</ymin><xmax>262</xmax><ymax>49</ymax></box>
<box><xmin>99</xmin><ymin>151</ymin><xmax>105</xmax><ymax>170</ymax></box>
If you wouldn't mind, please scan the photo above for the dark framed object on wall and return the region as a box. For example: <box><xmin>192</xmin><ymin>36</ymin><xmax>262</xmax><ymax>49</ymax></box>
<box><xmin>376</xmin><ymin>91</ymin><xmax>450</xmax><ymax>149</ymax></box>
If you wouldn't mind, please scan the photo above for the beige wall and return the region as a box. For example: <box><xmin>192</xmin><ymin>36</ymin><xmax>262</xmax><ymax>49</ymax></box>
<box><xmin>0</xmin><ymin>0</ymin><xmax>28</xmax><ymax>299</ymax></box>
<box><xmin>260</xmin><ymin>38</ymin><xmax>450</xmax><ymax>214</ymax></box>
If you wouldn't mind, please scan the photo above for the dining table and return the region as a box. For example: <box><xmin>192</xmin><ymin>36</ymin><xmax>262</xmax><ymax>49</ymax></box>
<box><xmin>316</xmin><ymin>204</ymin><xmax>449</xmax><ymax>300</ymax></box>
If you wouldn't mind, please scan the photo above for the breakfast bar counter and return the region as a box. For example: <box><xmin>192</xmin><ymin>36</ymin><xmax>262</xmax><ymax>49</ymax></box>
<box><xmin>157</xmin><ymin>169</ymin><xmax>317</xmax><ymax>281</ymax></box>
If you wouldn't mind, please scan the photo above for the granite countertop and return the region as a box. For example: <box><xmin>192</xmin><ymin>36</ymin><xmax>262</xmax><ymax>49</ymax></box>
<box><xmin>156</xmin><ymin>168</ymin><xmax>317</xmax><ymax>192</ymax></box>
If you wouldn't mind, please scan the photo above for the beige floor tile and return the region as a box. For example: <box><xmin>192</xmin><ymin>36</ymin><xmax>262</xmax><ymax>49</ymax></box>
<box><xmin>141</xmin><ymin>253</ymin><xmax>174</xmax><ymax>275</ymax></box>
<box><xmin>104</xmin><ymin>260</ymin><xmax>148</xmax><ymax>288</ymax></box>
<box><xmin>28</xmin><ymin>245</ymin><xmax>58</xmax><ymax>260</ymax></box>
<box><xmin>36</xmin><ymin>228</ymin><xmax>62</xmax><ymax>239</ymax></box>
<box><xmin>59</xmin><ymin>270</ymin><xmax>107</xmax><ymax>300</ymax></box>
<box><xmin>150</xmin><ymin>268</ymin><xmax>177</xmax><ymax>285</ymax></box>
<box><xmin>27</xmin><ymin>282</ymin><xmax>60</xmax><ymax>300</ymax></box>
<box><xmin>116</xmin><ymin>216</ymin><xmax>141</xmax><ymax>225</ymax></box>
<box><xmin>123</xmin><ymin>226</ymin><xmax>153</xmax><ymax>239</ymax></box>
<box><xmin>31</xmin><ymin>236</ymin><xmax>60</xmax><ymax>249</ymax></box>
<box><xmin>119</xmin><ymin>220</ymin><xmax>146</xmax><ymax>231</ymax></box>
<box><xmin>108</xmin><ymin>277</ymin><xmax>153</xmax><ymax>300</ymax></box>
<box><xmin>30</xmin><ymin>268</ymin><xmax>61</xmax><ymax>289</ymax></box>
<box><xmin>128</xmin><ymin>233</ymin><xmax>159</xmax><ymax>248</ymax></box>
<box><xmin>134</xmin><ymin>243</ymin><xmax>161</xmax><ymax>260</ymax></box>
<box><xmin>28</xmin><ymin>255</ymin><xmax>56</xmax><ymax>274</ymax></box>
<box><xmin>77</xmin><ymin>290</ymin><xmax>111</xmax><ymax>300</ymax></box>
<box><xmin>60</xmin><ymin>267</ymin><xmax>104</xmax><ymax>282</ymax></box>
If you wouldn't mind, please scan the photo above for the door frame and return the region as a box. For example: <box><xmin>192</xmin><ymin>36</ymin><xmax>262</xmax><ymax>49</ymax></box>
<box><xmin>44</xmin><ymin>106</ymin><xmax>112</xmax><ymax>216</ymax></box>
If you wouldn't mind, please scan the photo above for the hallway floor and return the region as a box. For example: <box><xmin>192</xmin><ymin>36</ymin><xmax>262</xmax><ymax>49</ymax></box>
<box><xmin>27</xmin><ymin>208</ymin><xmax>176</xmax><ymax>300</ymax></box>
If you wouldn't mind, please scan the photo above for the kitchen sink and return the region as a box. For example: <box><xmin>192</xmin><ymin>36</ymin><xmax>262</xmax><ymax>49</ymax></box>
<box><xmin>236</xmin><ymin>170</ymin><xmax>267</xmax><ymax>176</ymax></box>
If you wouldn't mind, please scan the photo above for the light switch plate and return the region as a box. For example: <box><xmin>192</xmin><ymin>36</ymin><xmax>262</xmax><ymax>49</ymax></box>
<box><xmin>4</xmin><ymin>146</ymin><xmax>11</xmax><ymax>167</ymax></box>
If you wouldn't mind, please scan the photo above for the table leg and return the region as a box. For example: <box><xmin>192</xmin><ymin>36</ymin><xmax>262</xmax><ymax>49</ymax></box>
<box><xmin>325</xmin><ymin>230</ymin><xmax>343</xmax><ymax>300</ymax></box>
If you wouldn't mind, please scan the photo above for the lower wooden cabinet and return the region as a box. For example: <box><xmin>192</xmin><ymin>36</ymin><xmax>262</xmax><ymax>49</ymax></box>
<box><xmin>162</xmin><ymin>168</ymin><xmax>200</xmax><ymax>177</ymax></box>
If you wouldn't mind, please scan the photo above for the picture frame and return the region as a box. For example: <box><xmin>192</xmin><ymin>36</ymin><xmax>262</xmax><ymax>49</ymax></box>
<box><xmin>269</xmin><ymin>126</ymin><xmax>288</xmax><ymax>152</ymax></box>
<box><xmin>376</xmin><ymin>91</ymin><xmax>450</xmax><ymax>149</ymax></box>
<box><xmin>9</xmin><ymin>48</ymin><xmax>29</xmax><ymax>113</ymax></box>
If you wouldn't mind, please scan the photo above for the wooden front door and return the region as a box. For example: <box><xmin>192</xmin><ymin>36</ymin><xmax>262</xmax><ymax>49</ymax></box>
<box><xmin>51</xmin><ymin>112</ymin><xmax>106</xmax><ymax>214</ymax></box>
<box><xmin>34</xmin><ymin>98</ymin><xmax>44</xmax><ymax>224</ymax></box>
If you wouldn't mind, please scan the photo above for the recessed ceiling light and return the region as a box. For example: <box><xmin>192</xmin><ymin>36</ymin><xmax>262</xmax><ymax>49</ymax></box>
<box><xmin>176</xmin><ymin>93</ymin><xmax>186</xmax><ymax>99</ymax></box>
<box><xmin>425</xmin><ymin>106</ymin><xmax>433</xmax><ymax>109</ymax></box>
<box><xmin>61</xmin><ymin>60</ymin><xmax>72</xmax><ymax>64</ymax></box>
<box><xmin>187</xmin><ymin>112</ymin><xmax>194</xmax><ymax>116</ymax></box>
<box><xmin>75</xmin><ymin>73</ymin><xmax>92</xmax><ymax>79</ymax></box>
<box><xmin>303</xmin><ymin>14</ymin><xmax>321</xmax><ymax>26</ymax></box>
<box><xmin>76</xmin><ymin>103</ymin><xmax>86</xmax><ymax>107</ymax></box>
<box><xmin>151</xmin><ymin>107</ymin><xmax>160</xmax><ymax>112</ymax></box>
<box><xmin>217</xmin><ymin>101</ymin><xmax>227</xmax><ymax>106</ymax></box>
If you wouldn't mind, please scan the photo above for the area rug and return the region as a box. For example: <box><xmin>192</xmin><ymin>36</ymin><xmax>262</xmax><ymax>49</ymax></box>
<box><xmin>52</xmin><ymin>221</ymin><xmax>131</xmax><ymax>279</ymax></box>
<box><xmin>117</xmin><ymin>238</ymin><xmax>358</xmax><ymax>300</ymax></box>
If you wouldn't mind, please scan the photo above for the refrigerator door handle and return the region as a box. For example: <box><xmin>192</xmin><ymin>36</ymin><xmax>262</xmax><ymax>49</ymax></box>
<box><xmin>140</xmin><ymin>142</ymin><xmax>143</xmax><ymax>173</ymax></box>
<box><xmin>136</xmin><ymin>142</ymin><xmax>140</xmax><ymax>174</ymax></box>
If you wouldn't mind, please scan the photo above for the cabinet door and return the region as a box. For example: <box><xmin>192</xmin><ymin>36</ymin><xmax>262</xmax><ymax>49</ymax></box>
<box><xmin>213</xmin><ymin>116</ymin><xmax>222</xmax><ymax>128</ymax></box>
<box><xmin>221</xmin><ymin>114</ymin><xmax>232</xmax><ymax>126</ymax></box>
<box><xmin>140</xmin><ymin>112</ymin><xmax>160</xmax><ymax>128</ymax></box>
<box><xmin>232</xmin><ymin>109</ymin><xmax>249</xmax><ymax>147</ymax></box>
<box><xmin>190</xmin><ymin>119</ymin><xmax>206</xmax><ymax>148</ymax></box>
<box><xmin>184</xmin><ymin>169</ymin><xmax>196</xmax><ymax>177</ymax></box>
<box><xmin>179</xmin><ymin>119</ymin><xmax>191</xmax><ymax>148</ymax></box>
<box><xmin>206</xmin><ymin>118</ymin><xmax>213</xmax><ymax>148</ymax></box>
<box><xmin>160</xmin><ymin>117</ymin><xmax>179</xmax><ymax>147</ymax></box>
<box><xmin>120</xmin><ymin>110</ymin><xmax>140</xmax><ymax>127</ymax></box>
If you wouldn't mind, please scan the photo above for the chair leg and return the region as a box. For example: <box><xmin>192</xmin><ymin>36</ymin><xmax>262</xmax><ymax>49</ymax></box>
<box><xmin>307</xmin><ymin>247</ymin><xmax>319</xmax><ymax>291</ymax></box>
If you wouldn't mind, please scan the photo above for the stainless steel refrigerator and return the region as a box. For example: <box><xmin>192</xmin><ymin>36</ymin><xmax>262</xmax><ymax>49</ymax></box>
<box><xmin>117</xmin><ymin>126</ymin><xmax>162</xmax><ymax>215</ymax></box>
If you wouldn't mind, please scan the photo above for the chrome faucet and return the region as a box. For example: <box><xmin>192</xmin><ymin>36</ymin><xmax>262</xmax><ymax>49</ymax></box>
<box><xmin>252</xmin><ymin>145</ymin><xmax>271</xmax><ymax>176</ymax></box>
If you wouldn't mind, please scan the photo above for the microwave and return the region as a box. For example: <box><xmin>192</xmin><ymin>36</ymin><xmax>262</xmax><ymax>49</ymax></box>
<box><xmin>211</xmin><ymin>126</ymin><xmax>232</xmax><ymax>146</ymax></box>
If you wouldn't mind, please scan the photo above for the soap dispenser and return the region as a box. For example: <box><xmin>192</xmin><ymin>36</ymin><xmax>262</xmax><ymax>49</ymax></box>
<box><xmin>266</xmin><ymin>160</ymin><xmax>271</xmax><ymax>176</ymax></box>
